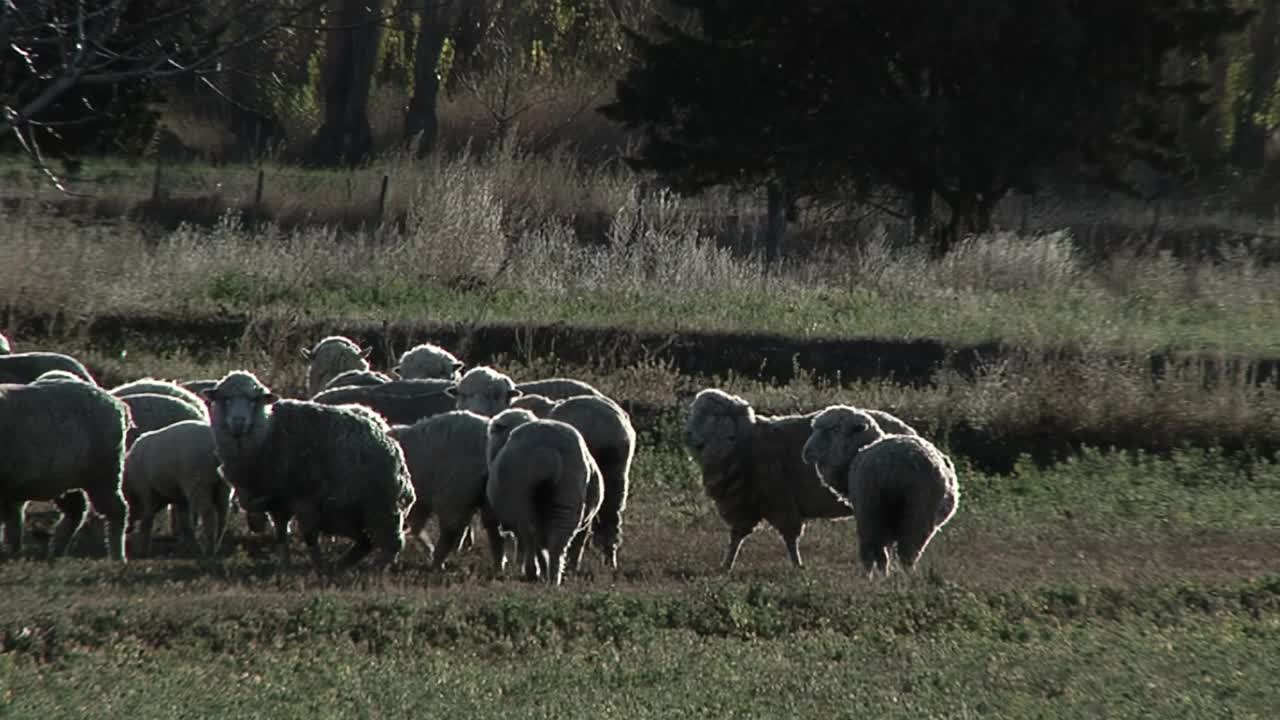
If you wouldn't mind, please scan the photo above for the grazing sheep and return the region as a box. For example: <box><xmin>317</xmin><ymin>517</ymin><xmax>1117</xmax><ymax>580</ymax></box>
<box><xmin>0</xmin><ymin>379</ymin><xmax>131</xmax><ymax>561</ymax></box>
<box><xmin>311</xmin><ymin>379</ymin><xmax>455</xmax><ymax>425</ymax></box>
<box><xmin>516</xmin><ymin>378</ymin><xmax>603</xmax><ymax>401</ymax></box>
<box><xmin>202</xmin><ymin>370</ymin><xmax>415</xmax><ymax>572</ymax></box>
<box><xmin>389</xmin><ymin>411</ymin><xmax>506</xmax><ymax>571</ymax></box>
<box><xmin>0</xmin><ymin>332</ymin><xmax>10</xmax><ymax>354</ymax></box>
<box><xmin>123</xmin><ymin>420</ymin><xmax>230</xmax><ymax>557</ymax></box>
<box><xmin>394</xmin><ymin>343</ymin><xmax>463</xmax><ymax>382</ymax></box>
<box><xmin>111</xmin><ymin>378</ymin><xmax>209</xmax><ymax>417</ymax></box>
<box><xmin>321</xmin><ymin>369</ymin><xmax>394</xmax><ymax>392</ymax></box>
<box><xmin>684</xmin><ymin>388</ymin><xmax>852</xmax><ymax>572</ymax></box>
<box><xmin>121</xmin><ymin>393</ymin><xmax>208</xmax><ymax>447</ymax></box>
<box><xmin>509</xmin><ymin>394</ymin><xmax>635</xmax><ymax>569</ymax></box>
<box><xmin>301</xmin><ymin>335</ymin><xmax>371</xmax><ymax>397</ymax></box>
<box><xmin>486</xmin><ymin>415</ymin><xmax>604</xmax><ymax>585</ymax></box>
<box><xmin>0</xmin><ymin>352</ymin><xmax>96</xmax><ymax>385</ymax></box>
<box><xmin>801</xmin><ymin>406</ymin><xmax>959</xmax><ymax>576</ymax></box>
<box><xmin>451</xmin><ymin>366</ymin><xmax>522</xmax><ymax>417</ymax></box>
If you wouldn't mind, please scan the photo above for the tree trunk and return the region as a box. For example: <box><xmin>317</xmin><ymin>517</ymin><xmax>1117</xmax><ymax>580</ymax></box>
<box><xmin>909</xmin><ymin>177</ymin><xmax>934</xmax><ymax>244</ymax></box>
<box><xmin>1233</xmin><ymin>0</ymin><xmax>1280</xmax><ymax>169</ymax></box>
<box><xmin>405</xmin><ymin>1</ymin><xmax>451</xmax><ymax>157</ymax></box>
<box><xmin>764</xmin><ymin>180</ymin><xmax>787</xmax><ymax>265</ymax></box>
<box><xmin>309</xmin><ymin>0</ymin><xmax>385</xmax><ymax>166</ymax></box>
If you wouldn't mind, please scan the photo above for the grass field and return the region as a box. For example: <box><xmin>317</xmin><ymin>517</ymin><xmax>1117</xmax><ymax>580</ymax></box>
<box><xmin>4</xmin><ymin>154</ymin><xmax>1280</xmax><ymax>717</ymax></box>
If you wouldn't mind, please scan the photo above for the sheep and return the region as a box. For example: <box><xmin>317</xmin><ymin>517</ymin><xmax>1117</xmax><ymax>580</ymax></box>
<box><xmin>516</xmin><ymin>378</ymin><xmax>603</xmax><ymax>400</ymax></box>
<box><xmin>684</xmin><ymin>388</ymin><xmax>853</xmax><ymax>572</ymax></box>
<box><xmin>311</xmin><ymin>379</ymin><xmax>455</xmax><ymax>425</ymax></box>
<box><xmin>123</xmin><ymin>420</ymin><xmax>230</xmax><ymax>557</ymax></box>
<box><xmin>33</xmin><ymin>370</ymin><xmax>91</xmax><ymax>384</ymax></box>
<box><xmin>202</xmin><ymin>370</ymin><xmax>415</xmax><ymax>572</ymax></box>
<box><xmin>111</xmin><ymin>378</ymin><xmax>209</xmax><ymax>417</ymax></box>
<box><xmin>321</xmin><ymin>369</ymin><xmax>394</xmax><ymax>392</ymax></box>
<box><xmin>301</xmin><ymin>335</ymin><xmax>371</xmax><ymax>397</ymax></box>
<box><xmin>801</xmin><ymin>406</ymin><xmax>959</xmax><ymax>577</ymax></box>
<box><xmin>389</xmin><ymin>411</ymin><xmax>506</xmax><ymax>572</ymax></box>
<box><xmin>394</xmin><ymin>343</ymin><xmax>463</xmax><ymax>382</ymax></box>
<box><xmin>0</xmin><ymin>352</ymin><xmax>96</xmax><ymax>385</ymax></box>
<box><xmin>509</xmin><ymin>393</ymin><xmax>635</xmax><ymax>569</ymax></box>
<box><xmin>0</xmin><ymin>332</ymin><xmax>10</xmax><ymax>354</ymax></box>
<box><xmin>486</xmin><ymin>414</ymin><xmax>604</xmax><ymax>585</ymax></box>
<box><xmin>0</xmin><ymin>379</ymin><xmax>131</xmax><ymax>562</ymax></box>
<box><xmin>800</xmin><ymin>405</ymin><xmax>919</xmax><ymax>500</ymax></box>
<box><xmin>121</xmin><ymin>393</ymin><xmax>208</xmax><ymax>447</ymax></box>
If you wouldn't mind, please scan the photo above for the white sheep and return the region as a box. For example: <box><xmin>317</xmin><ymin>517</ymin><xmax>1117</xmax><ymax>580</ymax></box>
<box><xmin>301</xmin><ymin>335</ymin><xmax>372</xmax><ymax>397</ymax></box>
<box><xmin>311</xmin><ymin>379</ymin><xmax>456</xmax><ymax>425</ymax></box>
<box><xmin>516</xmin><ymin>377</ymin><xmax>603</xmax><ymax>400</ymax></box>
<box><xmin>0</xmin><ymin>352</ymin><xmax>96</xmax><ymax>385</ymax></box>
<box><xmin>684</xmin><ymin>388</ymin><xmax>853</xmax><ymax>572</ymax></box>
<box><xmin>450</xmin><ymin>366</ymin><xmax>522</xmax><ymax>417</ymax></box>
<box><xmin>0</xmin><ymin>379</ymin><xmax>131</xmax><ymax>561</ymax></box>
<box><xmin>202</xmin><ymin>370</ymin><xmax>415</xmax><ymax>572</ymax></box>
<box><xmin>33</xmin><ymin>370</ymin><xmax>91</xmax><ymax>384</ymax></box>
<box><xmin>394</xmin><ymin>343</ymin><xmax>463</xmax><ymax>382</ymax></box>
<box><xmin>111</xmin><ymin>378</ymin><xmax>209</xmax><ymax>417</ymax></box>
<box><xmin>510</xmin><ymin>393</ymin><xmax>635</xmax><ymax>569</ymax></box>
<box><xmin>123</xmin><ymin>420</ymin><xmax>230</xmax><ymax>557</ymax></box>
<box><xmin>801</xmin><ymin>406</ymin><xmax>959</xmax><ymax>576</ymax></box>
<box><xmin>486</xmin><ymin>412</ymin><xmax>604</xmax><ymax>585</ymax></box>
<box><xmin>121</xmin><ymin>393</ymin><xmax>208</xmax><ymax>447</ymax></box>
<box><xmin>321</xmin><ymin>369</ymin><xmax>394</xmax><ymax>392</ymax></box>
<box><xmin>389</xmin><ymin>410</ymin><xmax>506</xmax><ymax>572</ymax></box>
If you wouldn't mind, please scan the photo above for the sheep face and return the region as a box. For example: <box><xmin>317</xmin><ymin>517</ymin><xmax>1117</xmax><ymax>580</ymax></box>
<box><xmin>301</xmin><ymin>336</ymin><xmax>371</xmax><ymax>396</ymax></box>
<box><xmin>451</xmin><ymin>366</ymin><xmax>522</xmax><ymax>418</ymax></box>
<box><xmin>684</xmin><ymin>389</ymin><xmax>755</xmax><ymax>470</ymax></box>
<box><xmin>802</xmin><ymin>406</ymin><xmax>885</xmax><ymax>482</ymax></box>
<box><xmin>204</xmin><ymin>371</ymin><xmax>279</xmax><ymax>442</ymax></box>
<box><xmin>486</xmin><ymin>408</ymin><xmax>537</xmax><ymax>465</ymax></box>
<box><xmin>394</xmin><ymin>343</ymin><xmax>464</xmax><ymax>382</ymax></box>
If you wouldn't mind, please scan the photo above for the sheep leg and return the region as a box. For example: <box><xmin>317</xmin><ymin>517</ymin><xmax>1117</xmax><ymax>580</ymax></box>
<box><xmin>430</xmin><ymin>522</ymin><xmax>468</xmax><ymax>572</ymax></box>
<box><xmin>566</xmin><ymin>528</ymin><xmax>589</xmax><ymax>574</ymax></box>
<box><xmin>458</xmin><ymin>524</ymin><xmax>475</xmax><ymax>553</ymax></box>
<box><xmin>518</xmin><ymin>528</ymin><xmax>541</xmax><ymax>582</ymax></box>
<box><xmin>405</xmin><ymin>503</ymin><xmax>435</xmax><ymax>558</ymax></box>
<box><xmin>268</xmin><ymin>509</ymin><xmax>292</xmax><ymax>566</ymax></box>
<box><xmin>174</xmin><ymin>501</ymin><xmax>200</xmax><ymax>554</ymax></box>
<box><xmin>189</xmin><ymin>493</ymin><xmax>220</xmax><ymax>558</ymax></box>
<box><xmin>50</xmin><ymin>491</ymin><xmax>89</xmax><ymax>559</ymax></box>
<box><xmin>0</xmin><ymin>501</ymin><xmax>24</xmax><ymax>557</ymax></box>
<box><xmin>291</xmin><ymin>510</ymin><xmax>329</xmax><ymax>575</ymax></box>
<box><xmin>210</xmin><ymin>483</ymin><xmax>232</xmax><ymax>556</ymax></box>
<box><xmin>337</xmin><ymin>535</ymin><xmax>374</xmax><ymax>570</ymax></box>
<box><xmin>479</xmin><ymin>504</ymin><xmax>508</xmax><ymax>574</ymax></box>
<box><xmin>245</xmin><ymin>510</ymin><xmax>270</xmax><ymax>535</ymax></box>
<box><xmin>778</xmin><ymin>521</ymin><xmax>807</xmax><ymax>569</ymax></box>
<box><xmin>721</xmin><ymin>525</ymin><xmax>754</xmax><ymax>573</ymax></box>
<box><xmin>592</xmin><ymin>461</ymin><xmax>627</xmax><ymax>569</ymax></box>
<box><xmin>896</xmin><ymin>501</ymin><xmax>944</xmax><ymax>572</ymax></box>
<box><xmin>136</xmin><ymin>502</ymin><xmax>159</xmax><ymax>557</ymax></box>
<box><xmin>84</xmin><ymin>484</ymin><xmax>129</xmax><ymax>563</ymax></box>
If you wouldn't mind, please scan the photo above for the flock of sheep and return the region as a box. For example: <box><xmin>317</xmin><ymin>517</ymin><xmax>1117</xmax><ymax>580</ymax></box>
<box><xmin>0</xmin><ymin>330</ymin><xmax>960</xmax><ymax>584</ymax></box>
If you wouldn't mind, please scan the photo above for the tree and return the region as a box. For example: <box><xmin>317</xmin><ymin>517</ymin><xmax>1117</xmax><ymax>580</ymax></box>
<box><xmin>405</xmin><ymin>0</ymin><xmax>464</xmax><ymax>157</ymax></box>
<box><xmin>602</xmin><ymin>0</ymin><xmax>1254</xmax><ymax>254</ymax></box>
<box><xmin>308</xmin><ymin>0</ymin><xmax>386</xmax><ymax>165</ymax></box>
<box><xmin>2</xmin><ymin>1</ymin><xmax>328</xmax><ymax>176</ymax></box>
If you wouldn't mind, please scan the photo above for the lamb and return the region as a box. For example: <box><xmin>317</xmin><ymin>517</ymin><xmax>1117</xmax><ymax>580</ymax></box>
<box><xmin>509</xmin><ymin>393</ymin><xmax>635</xmax><ymax>569</ymax></box>
<box><xmin>389</xmin><ymin>411</ymin><xmax>506</xmax><ymax>572</ymax></box>
<box><xmin>311</xmin><ymin>379</ymin><xmax>455</xmax><ymax>425</ymax></box>
<box><xmin>394</xmin><ymin>343</ymin><xmax>463</xmax><ymax>382</ymax></box>
<box><xmin>0</xmin><ymin>352</ymin><xmax>96</xmax><ymax>385</ymax></box>
<box><xmin>121</xmin><ymin>393</ymin><xmax>208</xmax><ymax>447</ymax></box>
<box><xmin>301</xmin><ymin>335</ymin><xmax>372</xmax><ymax>397</ymax></box>
<box><xmin>202</xmin><ymin>370</ymin><xmax>415</xmax><ymax>572</ymax></box>
<box><xmin>321</xmin><ymin>369</ymin><xmax>394</xmax><ymax>392</ymax></box>
<box><xmin>111</xmin><ymin>378</ymin><xmax>209</xmax><ymax>417</ymax></box>
<box><xmin>123</xmin><ymin>420</ymin><xmax>230</xmax><ymax>557</ymax></box>
<box><xmin>0</xmin><ymin>379</ymin><xmax>131</xmax><ymax>562</ymax></box>
<box><xmin>801</xmin><ymin>406</ymin><xmax>959</xmax><ymax>576</ymax></box>
<box><xmin>684</xmin><ymin>388</ymin><xmax>853</xmax><ymax>572</ymax></box>
<box><xmin>486</xmin><ymin>412</ymin><xmax>604</xmax><ymax>585</ymax></box>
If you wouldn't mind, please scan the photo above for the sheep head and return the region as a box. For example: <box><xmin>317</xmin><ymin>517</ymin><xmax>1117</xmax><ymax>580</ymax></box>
<box><xmin>802</xmin><ymin>406</ymin><xmax>885</xmax><ymax>484</ymax></box>
<box><xmin>685</xmin><ymin>388</ymin><xmax>756</xmax><ymax>470</ymax></box>
<box><xmin>509</xmin><ymin>393</ymin><xmax>559</xmax><ymax>418</ymax></box>
<box><xmin>486</xmin><ymin>407</ymin><xmax>538</xmax><ymax>465</ymax></box>
<box><xmin>450</xmin><ymin>366</ymin><xmax>522</xmax><ymax>418</ymax></box>
<box><xmin>393</xmin><ymin>343</ymin><xmax>464</xmax><ymax>382</ymax></box>
<box><xmin>203</xmin><ymin>370</ymin><xmax>279</xmax><ymax>443</ymax></box>
<box><xmin>302</xmin><ymin>335</ymin><xmax>371</xmax><ymax>396</ymax></box>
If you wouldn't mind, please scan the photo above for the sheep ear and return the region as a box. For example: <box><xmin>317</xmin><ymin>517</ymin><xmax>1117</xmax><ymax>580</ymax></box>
<box><xmin>452</xmin><ymin>361</ymin><xmax>464</xmax><ymax>371</ymax></box>
<box><xmin>300</xmin><ymin>348</ymin><xmax>313</xmax><ymax>360</ymax></box>
<box><xmin>200</xmin><ymin>388</ymin><xmax>219</xmax><ymax>402</ymax></box>
<box><xmin>360</xmin><ymin>347</ymin><xmax>373</xmax><ymax>359</ymax></box>
<box><xmin>508</xmin><ymin>389</ymin><xmax>523</xmax><ymax>399</ymax></box>
<box><xmin>260</xmin><ymin>392</ymin><xmax>280</xmax><ymax>404</ymax></box>
<box><xmin>391</xmin><ymin>364</ymin><xmax>403</xmax><ymax>377</ymax></box>
<box><xmin>444</xmin><ymin>386</ymin><xmax>457</xmax><ymax>398</ymax></box>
